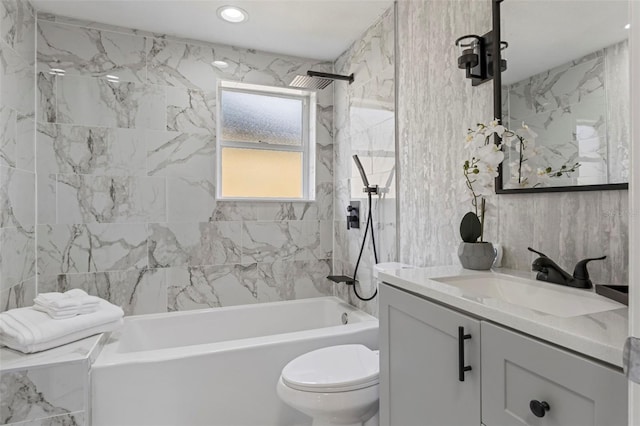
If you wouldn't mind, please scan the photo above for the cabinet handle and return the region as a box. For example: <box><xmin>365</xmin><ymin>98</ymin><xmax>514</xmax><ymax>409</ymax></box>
<box><xmin>529</xmin><ymin>400</ymin><xmax>550</xmax><ymax>418</ymax></box>
<box><xmin>458</xmin><ymin>326</ymin><xmax>472</xmax><ymax>382</ymax></box>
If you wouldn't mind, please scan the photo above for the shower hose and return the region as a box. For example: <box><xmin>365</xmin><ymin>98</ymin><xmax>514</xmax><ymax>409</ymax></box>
<box><xmin>350</xmin><ymin>190</ymin><xmax>379</xmax><ymax>301</ymax></box>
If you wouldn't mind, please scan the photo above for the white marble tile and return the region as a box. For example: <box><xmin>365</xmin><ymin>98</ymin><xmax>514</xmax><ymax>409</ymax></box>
<box><xmin>36</xmin><ymin>71</ymin><xmax>56</xmax><ymax>124</ymax></box>
<box><xmin>167</xmin><ymin>264</ymin><xmax>259</xmax><ymax>311</ymax></box>
<box><xmin>36</xmin><ymin>173</ymin><xmax>56</xmax><ymax>225</ymax></box>
<box><xmin>146</xmin><ymin>37</ymin><xmax>218</xmax><ymax>91</ymax></box>
<box><xmin>56</xmin><ymin>175</ymin><xmax>166</xmax><ymax>224</ymax></box>
<box><xmin>0</xmin><ymin>276</ymin><xmax>36</xmax><ymax>312</ymax></box>
<box><xmin>166</xmin><ymin>87</ymin><xmax>216</xmax><ymax>135</ymax></box>
<box><xmin>241</xmin><ymin>220</ymin><xmax>332</xmax><ymax>263</ymax></box>
<box><xmin>0</xmin><ymin>106</ymin><xmax>17</xmax><ymax>168</ymax></box>
<box><xmin>48</xmin><ymin>268</ymin><xmax>167</xmax><ymax>315</ymax></box>
<box><xmin>0</xmin><ymin>226</ymin><xmax>35</xmax><ymax>291</ymax></box>
<box><xmin>146</xmin><ymin>131</ymin><xmax>214</xmax><ymax>179</ymax></box>
<box><xmin>56</xmin><ymin>75</ymin><xmax>165</xmax><ymax>130</ymax></box>
<box><xmin>148</xmin><ymin>221</ymin><xmax>242</xmax><ymax>268</ymax></box>
<box><xmin>0</xmin><ymin>40</ymin><xmax>34</xmax><ymax>116</ymax></box>
<box><xmin>0</xmin><ymin>165</ymin><xmax>35</xmax><ymax>230</ymax></box>
<box><xmin>37</xmin><ymin>223</ymin><xmax>148</xmax><ymax>276</ymax></box>
<box><xmin>209</xmin><ymin>201</ymin><xmax>257</xmax><ymax>222</ymax></box>
<box><xmin>15</xmin><ymin>115</ymin><xmax>35</xmax><ymax>172</ymax></box>
<box><xmin>37</xmin><ymin>123</ymin><xmax>146</xmax><ymax>176</ymax></box>
<box><xmin>257</xmin><ymin>259</ymin><xmax>333</xmax><ymax>302</ymax></box>
<box><xmin>0</xmin><ymin>0</ymin><xmax>35</xmax><ymax>64</ymax></box>
<box><xmin>256</xmin><ymin>182</ymin><xmax>333</xmax><ymax>222</ymax></box>
<box><xmin>37</xmin><ymin>20</ymin><xmax>146</xmax><ymax>82</ymax></box>
<box><xmin>0</xmin><ymin>362</ymin><xmax>84</xmax><ymax>425</ymax></box>
<box><xmin>166</xmin><ymin>176</ymin><xmax>215</xmax><ymax>223</ymax></box>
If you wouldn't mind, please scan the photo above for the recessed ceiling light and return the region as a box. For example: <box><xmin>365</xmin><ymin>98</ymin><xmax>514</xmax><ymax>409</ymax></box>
<box><xmin>217</xmin><ymin>6</ymin><xmax>248</xmax><ymax>23</ymax></box>
<box><xmin>212</xmin><ymin>60</ymin><xmax>229</xmax><ymax>69</ymax></box>
<box><xmin>624</xmin><ymin>23</ymin><xmax>631</xmax><ymax>30</ymax></box>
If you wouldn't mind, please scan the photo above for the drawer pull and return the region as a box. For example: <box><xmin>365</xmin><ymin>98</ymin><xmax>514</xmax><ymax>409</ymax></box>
<box><xmin>458</xmin><ymin>326</ymin><xmax>472</xmax><ymax>382</ymax></box>
<box><xmin>529</xmin><ymin>400</ymin><xmax>550</xmax><ymax>418</ymax></box>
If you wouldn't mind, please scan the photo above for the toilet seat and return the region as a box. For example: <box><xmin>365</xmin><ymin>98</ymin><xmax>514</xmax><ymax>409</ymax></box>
<box><xmin>281</xmin><ymin>344</ymin><xmax>379</xmax><ymax>393</ymax></box>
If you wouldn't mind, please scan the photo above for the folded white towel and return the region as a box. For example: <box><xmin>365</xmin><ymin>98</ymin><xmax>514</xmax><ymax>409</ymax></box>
<box><xmin>33</xmin><ymin>289</ymin><xmax>101</xmax><ymax>319</ymax></box>
<box><xmin>0</xmin><ymin>319</ymin><xmax>122</xmax><ymax>353</ymax></box>
<box><xmin>0</xmin><ymin>300</ymin><xmax>124</xmax><ymax>353</ymax></box>
<box><xmin>34</xmin><ymin>292</ymin><xmax>81</xmax><ymax>309</ymax></box>
<box><xmin>32</xmin><ymin>304</ymin><xmax>81</xmax><ymax>319</ymax></box>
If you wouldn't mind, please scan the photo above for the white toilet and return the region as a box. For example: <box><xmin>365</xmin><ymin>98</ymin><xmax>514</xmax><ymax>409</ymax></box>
<box><xmin>277</xmin><ymin>344</ymin><xmax>380</xmax><ymax>426</ymax></box>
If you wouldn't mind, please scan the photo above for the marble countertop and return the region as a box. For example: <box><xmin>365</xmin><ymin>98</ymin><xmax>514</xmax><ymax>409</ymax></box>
<box><xmin>379</xmin><ymin>266</ymin><xmax>628</xmax><ymax>368</ymax></box>
<box><xmin>0</xmin><ymin>334</ymin><xmax>105</xmax><ymax>372</ymax></box>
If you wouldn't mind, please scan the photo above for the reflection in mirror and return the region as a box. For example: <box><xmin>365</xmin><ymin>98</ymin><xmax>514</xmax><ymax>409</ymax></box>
<box><xmin>499</xmin><ymin>0</ymin><xmax>630</xmax><ymax>191</ymax></box>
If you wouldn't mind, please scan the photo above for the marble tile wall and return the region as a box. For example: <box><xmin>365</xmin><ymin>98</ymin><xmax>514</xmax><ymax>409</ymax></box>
<box><xmin>0</xmin><ymin>0</ymin><xmax>37</xmax><ymax>312</ymax></box>
<box><xmin>0</xmin><ymin>361</ymin><xmax>87</xmax><ymax>426</ymax></box>
<box><xmin>503</xmin><ymin>40</ymin><xmax>630</xmax><ymax>187</ymax></box>
<box><xmin>397</xmin><ymin>0</ymin><xmax>629</xmax><ymax>286</ymax></box>
<box><xmin>35</xmin><ymin>15</ymin><xmax>335</xmax><ymax>314</ymax></box>
<box><xmin>333</xmin><ymin>7</ymin><xmax>395</xmax><ymax>316</ymax></box>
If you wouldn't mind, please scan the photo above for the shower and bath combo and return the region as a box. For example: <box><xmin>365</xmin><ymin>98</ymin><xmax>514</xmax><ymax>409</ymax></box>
<box><xmin>290</xmin><ymin>70</ymin><xmax>380</xmax><ymax>301</ymax></box>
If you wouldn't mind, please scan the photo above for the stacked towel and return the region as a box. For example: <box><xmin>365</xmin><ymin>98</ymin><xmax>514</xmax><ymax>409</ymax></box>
<box><xmin>33</xmin><ymin>289</ymin><xmax>101</xmax><ymax>319</ymax></box>
<box><xmin>0</xmin><ymin>299</ymin><xmax>124</xmax><ymax>353</ymax></box>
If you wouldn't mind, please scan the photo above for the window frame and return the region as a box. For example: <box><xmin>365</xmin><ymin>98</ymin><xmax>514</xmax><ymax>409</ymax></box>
<box><xmin>216</xmin><ymin>80</ymin><xmax>316</xmax><ymax>201</ymax></box>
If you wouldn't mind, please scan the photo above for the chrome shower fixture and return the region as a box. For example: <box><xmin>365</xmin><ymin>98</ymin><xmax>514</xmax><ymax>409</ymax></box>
<box><xmin>289</xmin><ymin>71</ymin><xmax>354</xmax><ymax>90</ymax></box>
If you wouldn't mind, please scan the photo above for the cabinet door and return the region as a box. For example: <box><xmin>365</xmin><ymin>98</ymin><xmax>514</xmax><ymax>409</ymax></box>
<box><xmin>481</xmin><ymin>322</ymin><xmax>628</xmax><ymax>426</ymax></box>
<box><xmin>379</xmin><ymin>283</ymin><xmax>481</xmax><ymax>426</ymax></box>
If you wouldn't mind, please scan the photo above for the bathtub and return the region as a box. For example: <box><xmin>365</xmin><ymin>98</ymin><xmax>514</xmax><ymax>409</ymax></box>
<box><xmin>91</xmin><ymin>297</ymin><xmax>378</xmax><ymax>426</ymax></box>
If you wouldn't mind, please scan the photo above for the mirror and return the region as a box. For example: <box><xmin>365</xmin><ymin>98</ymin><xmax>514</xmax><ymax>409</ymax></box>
<box><xmin>496</xmin><ymin>0</ymin><xmax>630</xmax><ymax>193</ymax></box>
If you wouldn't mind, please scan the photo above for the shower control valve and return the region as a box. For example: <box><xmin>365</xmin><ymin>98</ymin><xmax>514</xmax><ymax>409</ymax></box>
<box><xmin>347</xmin><ymin>201</ymin><xmax>360</xmax><ymax>230</ymax></box>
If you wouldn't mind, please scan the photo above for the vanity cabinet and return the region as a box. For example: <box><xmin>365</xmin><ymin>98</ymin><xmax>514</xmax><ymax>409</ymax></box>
<box><xmin>379</xmin><ymin>283</ymin><xmax>481</xmax><ymax>426</ymax></box>
<box><xmin>379</xmin><ymin>282</ymin><xmax>628</xmax><ymax>426</ymax></box>
<box><xmin>482</xmin><ymin>322</ymin><xmax>627</xmax><ymax>426</ymax></box>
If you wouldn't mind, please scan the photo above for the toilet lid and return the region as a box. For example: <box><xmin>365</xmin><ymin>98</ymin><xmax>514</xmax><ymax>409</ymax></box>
<box><xmin>281</xmin><ymin>344</ymin><xmax>379</xmax><ymax>393</ymax></box>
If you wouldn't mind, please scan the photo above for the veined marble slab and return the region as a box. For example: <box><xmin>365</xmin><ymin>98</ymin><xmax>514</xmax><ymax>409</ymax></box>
<box><xmin>380</xmin><ymin>266</ymin><xmax>628</xmax><ymax>367</ymax></box>
<box><xmin>0</xmin><ymin>334</ymin><xmax>103</xmax><ymax>372</ymax></box>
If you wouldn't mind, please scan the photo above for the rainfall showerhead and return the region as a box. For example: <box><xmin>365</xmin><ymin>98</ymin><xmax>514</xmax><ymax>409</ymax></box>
<box><xmin>289</xmin><ymin>71</ymin><xmax>354</xmax><ymax>90</ymax></box>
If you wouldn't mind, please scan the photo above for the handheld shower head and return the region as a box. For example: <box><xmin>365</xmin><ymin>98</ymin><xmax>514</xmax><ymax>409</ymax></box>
<box><xmin>352</xmin><ymin>155</ymin><xmax>370</xmax><ymax>188</ymax></box>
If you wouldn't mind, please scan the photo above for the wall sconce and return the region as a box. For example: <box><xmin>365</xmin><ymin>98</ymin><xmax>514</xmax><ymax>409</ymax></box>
<box><xmin>455</xmin><ymin>33</ymin><xmax>508</xmax><ymax>86</ymax></box>
<box><xmin>488</xmin><ymin>41</ymin><xmax>509</xmax><ymax>77</ymax></box>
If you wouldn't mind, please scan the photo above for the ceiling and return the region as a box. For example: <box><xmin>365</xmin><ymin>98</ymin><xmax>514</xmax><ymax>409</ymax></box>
<box><xmin>502</xmin><ymin>0</ymin><xmax>629</xmax><ymax>84</ymax></box>
<box><xmin>31</xmin><ymin>0</ymin><xmax>393</xmax><ymax>61</ymax></box>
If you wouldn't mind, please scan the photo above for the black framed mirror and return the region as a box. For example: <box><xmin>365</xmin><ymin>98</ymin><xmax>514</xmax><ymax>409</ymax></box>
<box><xmin>493</xmin><ymin>0</ymin><xmax>630</xmax><ymax>194</ymax></box>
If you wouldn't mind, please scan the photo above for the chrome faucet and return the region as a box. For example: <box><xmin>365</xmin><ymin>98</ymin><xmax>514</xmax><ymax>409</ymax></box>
<box><xmin>527</xmin><ymin>247</ymin><xmax>606</xmax><ymax>289</ymax></box>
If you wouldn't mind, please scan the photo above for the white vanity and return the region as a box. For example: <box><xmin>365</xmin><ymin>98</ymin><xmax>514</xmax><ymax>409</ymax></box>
<box><xmin>378</xmin><ymin>266</ymin><xmax>629</xmax><ymax>426</ymax></box>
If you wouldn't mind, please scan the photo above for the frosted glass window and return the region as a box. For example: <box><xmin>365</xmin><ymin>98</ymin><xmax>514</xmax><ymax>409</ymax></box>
<box><xmin>221</xmin><ymin>148</ymin><xmax>303</xmax><ymax>198</ymax></box>
<box><xmin>221</xmin><ymin>91</ymin><xmax>303</xmax><ymax>146</ymax></box>
<box><xmin>216</xmin><ymin>81</ymin><xmax>316</xmax><ymax>201</ymax></box>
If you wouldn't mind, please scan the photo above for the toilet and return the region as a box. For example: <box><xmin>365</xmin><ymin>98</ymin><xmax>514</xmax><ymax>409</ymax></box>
<box><xmin>277</xmin><ymin>344</ymin><xmax>380</xmax><ymax>426</ymax></box>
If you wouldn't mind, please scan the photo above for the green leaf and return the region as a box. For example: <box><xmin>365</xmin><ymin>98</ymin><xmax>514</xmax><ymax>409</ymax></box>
<box><xmin>460</xmin><ymin>212</ymin><xmax>482</xmax><ymax>243</ymax></box>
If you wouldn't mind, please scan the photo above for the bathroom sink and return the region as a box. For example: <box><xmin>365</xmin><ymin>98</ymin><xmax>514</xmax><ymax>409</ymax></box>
<box><xmin>433</xmin><ymin>274</ymin><xmax>624</xmax><ymax>318</ymax></box>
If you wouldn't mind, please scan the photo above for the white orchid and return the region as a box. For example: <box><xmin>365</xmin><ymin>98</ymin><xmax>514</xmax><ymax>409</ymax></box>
<box><xmin>462</xmin><ymin>120</ymin><xmax>525</xmax><ymax>242</ymax></box>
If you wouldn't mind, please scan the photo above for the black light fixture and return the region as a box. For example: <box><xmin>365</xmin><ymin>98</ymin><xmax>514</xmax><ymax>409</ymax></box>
<box><xmin>455</xmin><ymin>33</ymin><xmax>508</xmax><ymax>86</ymax></box>
<box><xmin>488</xmin><ymin>41</ymin><xmax>509</xmax><ymax>77</ymax></box>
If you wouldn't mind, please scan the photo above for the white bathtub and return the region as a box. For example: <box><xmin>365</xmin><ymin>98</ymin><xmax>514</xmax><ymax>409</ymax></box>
<box><xmin>91</xmin><ymin>297</ymin><xmax>378</xmax><ymax>426</ymax></box>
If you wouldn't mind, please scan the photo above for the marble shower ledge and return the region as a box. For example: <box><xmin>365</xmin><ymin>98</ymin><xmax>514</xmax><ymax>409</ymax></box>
<box><xmin>379</xmin><ymin>266</ymin><xmax>628</xmax><ymax>368</ymax></box>
<box><xmin>0</xmin><ymin>334</ymin><xmax>104</xmax><ymax>372</ymax></box>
